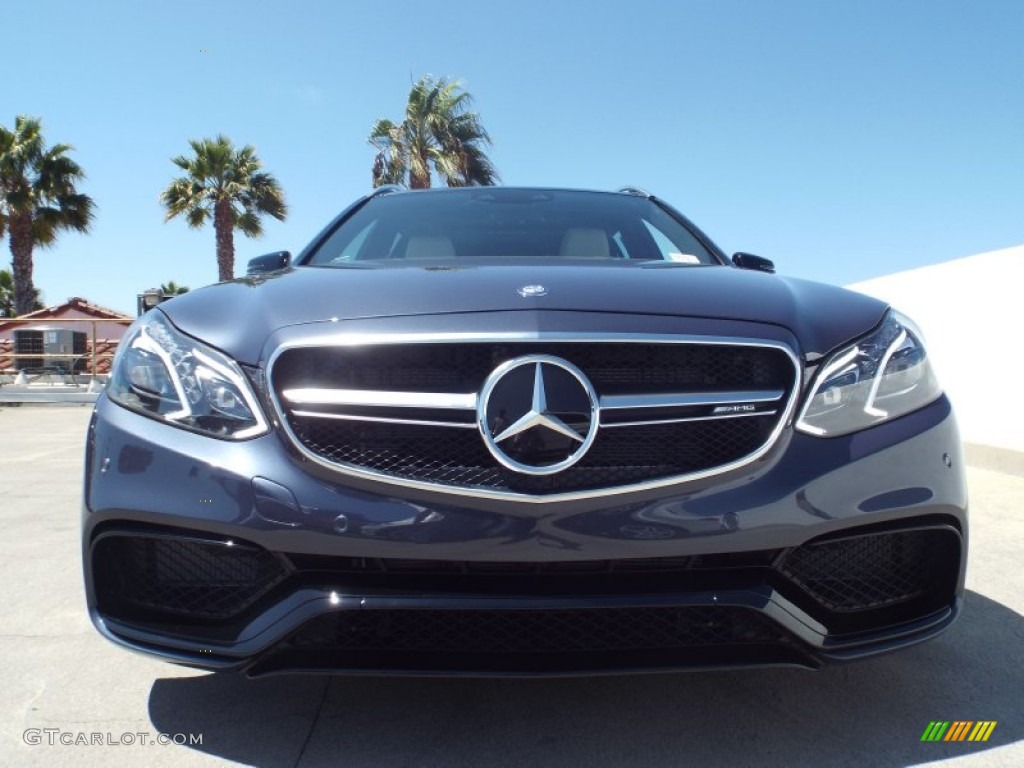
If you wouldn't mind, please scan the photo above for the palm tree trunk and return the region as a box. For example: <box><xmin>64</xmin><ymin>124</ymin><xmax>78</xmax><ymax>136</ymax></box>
<box><xmin>8</xmin><ymin>212</ymin><xmax>37</xmax><ymax>316</ymax></box>
<box><xmin>409</xmin><ymin>148</ymin><xmax>431</xmax><ymax>189</ymax></box>
<box><xmin>214</xmin><ymin>199</ymin><xmax>234</xmax><ymax>281</ymax></box>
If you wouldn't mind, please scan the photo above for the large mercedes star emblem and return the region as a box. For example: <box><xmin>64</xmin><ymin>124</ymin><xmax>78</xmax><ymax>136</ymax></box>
<box><xmin>477</xmin><ymin>355</ymin><xmax>599</xmax><ymax>475</ymax></box>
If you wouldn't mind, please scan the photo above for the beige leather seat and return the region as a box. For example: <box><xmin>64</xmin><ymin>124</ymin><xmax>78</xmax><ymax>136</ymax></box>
<box><xmin>559</xmin><ymin>228</ymin><xmax>610</xmax><ymax>258</ymax></box>
<box><xmin>404</xmin><ymin>236</ymin><xmax>456</xmax><ymax>259</ymax></box>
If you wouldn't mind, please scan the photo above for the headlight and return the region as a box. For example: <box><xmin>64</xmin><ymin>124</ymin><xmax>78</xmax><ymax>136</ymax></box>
<box><xmin>107</xmin><ymin>311</ymin><xmax>268</xmax><ymax>439</ymax></box>
<box><xmin>796</xmin><ymin>309</ymin><xmax>942</xmax><ymax>437</ymax></box>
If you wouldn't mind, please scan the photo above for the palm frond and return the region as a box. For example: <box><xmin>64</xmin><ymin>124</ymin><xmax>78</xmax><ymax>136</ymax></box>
<box><xmin>161</xmin><ymin>135</ymin><xmax>287</xmax><ymax>280</ymax></box>
<box><xmin>368</xmin><ymin>76</ymin><xmax>498</xmax><ymax>188</ymax></box>
<box><xmin>159</xmin><ymin>280</ymin><xmax>189</xmax><ymax>295</ymax></box>
<box><xmin>235</xmin><ymin>210</ymin><xmax>263</xmax><ymax>237</ymax></box>
<box><xmin>186</xmin><ymin>207</ymin><xmax>209</xmax><ymax>229</ymax></box>
<box><xmin>161</xmin><ymin>177</ymin><xmax>207</xmax><ymax>221</ymax></box>
<box><xmin>43</xmin><ymin>191</ymin><xmax>95</xmax><ymax>235</ymax></box>
<box><xmin>459</xmin><ymin>143</ymin><xmax>500</xmax><ymax>186</ymax></box>
<box><xmin>369</xmin><ymin>118</ymin><xmax>398</xmax><ymax>143</ymax></box>
<box><xmin>0</xmin><ymin>115</ymin><xmax>96</xmax><ymax>243</ymax></box>
<box><xmin>430</xmin><ymin>147</ymin><xmax>462</xmax><ymax>187</ymax></box>
<box><xmin>241</xmin><ymin>171</ymin><xmax>287</xmax><ymax>222</ymax></box>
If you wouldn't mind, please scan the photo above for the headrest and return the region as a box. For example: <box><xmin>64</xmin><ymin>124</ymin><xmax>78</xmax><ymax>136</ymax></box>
<box><xmin>405</xmin><ymin>236</ymin><xmax>456</xmax><ymax>259</ymax></box>
<box><xmin>560</xmin><ymin>228</ymin><xmax>610</xmax><ymax>258</ymax></box>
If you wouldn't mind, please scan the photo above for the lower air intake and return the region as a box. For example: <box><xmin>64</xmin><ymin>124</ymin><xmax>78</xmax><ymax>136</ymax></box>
<box><xmin>92</xmin><ymin>533</ymin><xmax>289</xmax><ymax>622</ymax></box>
<box><xmin>779</xmin><ymin>528</ymin><xmax>960</xmax><ymax>612</ymax></box>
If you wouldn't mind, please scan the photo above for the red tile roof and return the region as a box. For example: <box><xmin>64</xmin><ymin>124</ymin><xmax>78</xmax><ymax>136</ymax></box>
<box><xmin>0</xmin><ymin>296</ymin><xmax>131</xmax><ymax>331</ymax></box>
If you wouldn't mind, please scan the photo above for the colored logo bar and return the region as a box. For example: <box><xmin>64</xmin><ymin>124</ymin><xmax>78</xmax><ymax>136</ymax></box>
<box><xmin>921</xmin><ymin>721</ymin><xmax>997</xmax><ymax>742</ymax></box>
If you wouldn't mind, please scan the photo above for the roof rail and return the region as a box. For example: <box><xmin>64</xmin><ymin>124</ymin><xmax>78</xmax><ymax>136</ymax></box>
<box><xmin>370</xmin><ymin>184</ymin><xmax>406</xmax><ymax>197</ymax></box>
<box><xmin>617</xmin><ymin>186</ymin><xmax>652</xmax><ymax>198</ymax></box>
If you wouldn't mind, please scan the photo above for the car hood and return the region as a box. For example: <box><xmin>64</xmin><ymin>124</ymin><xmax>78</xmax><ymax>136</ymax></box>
<box><xmin>158</xmin><ymin>262</ymin><xmax>888</xmax><ymax>364</ymax></box>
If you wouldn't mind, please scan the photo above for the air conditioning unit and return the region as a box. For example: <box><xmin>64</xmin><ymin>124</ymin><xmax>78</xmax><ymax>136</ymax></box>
<box><xmin>13</xmin><ymin>327</ymin><xmax>88</xmax><ymax>373</ymax></box>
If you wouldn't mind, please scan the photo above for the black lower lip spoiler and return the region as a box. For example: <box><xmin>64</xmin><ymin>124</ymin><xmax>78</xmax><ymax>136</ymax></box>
<box><xmin>92</xmin><ymin>590</ymin><xmax>961</xmax><ymax>678</ymax></box>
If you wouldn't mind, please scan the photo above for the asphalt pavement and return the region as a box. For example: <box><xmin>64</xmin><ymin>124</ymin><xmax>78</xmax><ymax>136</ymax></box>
<box><xmin>1</xmin><ymin>405</ymin><xmax>1021</xmax><ymax>768</ymax></box>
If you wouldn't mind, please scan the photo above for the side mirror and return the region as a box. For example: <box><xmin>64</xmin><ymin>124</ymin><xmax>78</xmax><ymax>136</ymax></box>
<box><xmin>247</xmin><ymin>251</ymin><xmax>291</xmax><ymax>276</ymax></box>
<box><xmin>732</xmin><ymin>252</ymin><xmax>775</xmax><ymax>274</ymax></box>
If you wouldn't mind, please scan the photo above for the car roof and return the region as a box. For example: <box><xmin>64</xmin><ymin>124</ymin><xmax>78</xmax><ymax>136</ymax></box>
<box><xmin>369</xmin><ymin>185</ymin><xmax>653</xmax><ymax>200</ymax></box>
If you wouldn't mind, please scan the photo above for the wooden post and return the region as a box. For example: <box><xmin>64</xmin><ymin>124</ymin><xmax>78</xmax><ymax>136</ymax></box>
<box><xmin>91</xmin><ymin>319</ymin><xmax>98</xmax><ymax>383</ymax></box>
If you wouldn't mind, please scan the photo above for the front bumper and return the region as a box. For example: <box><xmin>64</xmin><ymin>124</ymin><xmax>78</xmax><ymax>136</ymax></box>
<box><xmin>82</xmin><ymin>393</ymin><xmax>968</xmax><ymax>676</ymax></box>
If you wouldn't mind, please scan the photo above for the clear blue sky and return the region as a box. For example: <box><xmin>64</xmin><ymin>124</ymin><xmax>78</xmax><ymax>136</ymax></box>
<box><xmin>4</xmin><ymin>0</ymin><xmax>1023</xmax><ymax>314</ymax></box>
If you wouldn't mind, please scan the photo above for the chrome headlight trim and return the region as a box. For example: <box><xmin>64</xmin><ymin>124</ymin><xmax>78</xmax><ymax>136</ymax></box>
<box><xmin>796</xmin><ymin>310</ymin><xmax>942</xmax><ymax>437</ymax></box>
<box><xmin>107</xmin><ymin>311</ymin><xmax>268</xmax><ymax>440</ymax></box>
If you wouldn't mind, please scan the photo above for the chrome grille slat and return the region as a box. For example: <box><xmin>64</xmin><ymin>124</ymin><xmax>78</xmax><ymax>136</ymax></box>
<box><xmin>282</xmin><ymin>387</ymin><xmax>786</xmax><ymax>429</ymax></box>
<box><xmin>602</xmin><ymin>410</ymin><xmax>778</xmax><ymax>428</ymax></box>
<box><xmin>282</xmin><ymin>388</ymin><xmax>476</xmax><ymax>410</ymax></box>
<box><xmin>600</xmin><ymin>389</ymin><xmax>784</xmax><ymax>410</ymax></box>
<box><xmin>289</xmin><ymin>410</ymin><xmax>479</xmax><ymax>429</ymax></box>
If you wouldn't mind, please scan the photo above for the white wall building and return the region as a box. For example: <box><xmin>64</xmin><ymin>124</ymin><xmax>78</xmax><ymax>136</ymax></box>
<box><xmin>848</xmin><ymin>244</ymin><xmax>1023</xmax><ymax>453</ymax></box>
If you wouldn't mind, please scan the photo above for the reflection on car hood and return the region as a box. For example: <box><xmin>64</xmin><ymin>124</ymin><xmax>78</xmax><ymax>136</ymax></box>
<box><xmin>158</xmin><ymin>263</ymin><xmax>888</xmax><ymax>364</ymax></box>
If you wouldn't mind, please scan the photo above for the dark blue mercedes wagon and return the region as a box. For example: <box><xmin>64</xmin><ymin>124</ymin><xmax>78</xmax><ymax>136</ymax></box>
<box><xmin>82</xmin><ymin>187</ymin><xmax>967</xmax><ymax>676</ymax></box>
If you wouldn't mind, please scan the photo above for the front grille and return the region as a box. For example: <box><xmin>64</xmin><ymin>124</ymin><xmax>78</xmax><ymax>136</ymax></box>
<box><xmin>92</xmin><ymin>534</ymin><xmax>289</xmax><ymax>622</ymax></box>
<box><xmin>272</xmin><ymin>340</ymin><xmax>797</xmax><ymax>496</ymax></box>
<box><xmin>779</xmin><ymin>528</ymin><xmax>960</xmax><ymax>613</ymax></box>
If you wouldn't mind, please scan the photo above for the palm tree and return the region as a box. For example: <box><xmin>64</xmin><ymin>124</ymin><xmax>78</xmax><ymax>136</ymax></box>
<box><xmin>161</xmin><ymin>135</ymin><xmax>287</xmax><ymax>282</ymax></box>
<box><xmin>159</xmin><ymin>280</ymin><xmax>189</xmax><ymax>296</ymax></box>
<box><xmin>370</xmin><ymin>76</ymin><xmax>499</xmax><ymax>189</ymax></box>
<box><xmin>0</xmin><ymin>268</ymin><xmax>43</xmax><ymax>317</ymax></box>
<box><xmin>0</xmin><ymin>116</ymin><xmax>95</xmax><ymax>316</ymax></box>
<box><xmin>0</xmin><ymin>268</ymin><xmax>14</xmax><ymax>317</ymax></box>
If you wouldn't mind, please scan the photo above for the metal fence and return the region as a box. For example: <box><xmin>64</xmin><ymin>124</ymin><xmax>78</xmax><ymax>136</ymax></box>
<box><xmin>0</xmin><ymin>317</ymin><xmax>133</xmax><ymax>402</ymax></box>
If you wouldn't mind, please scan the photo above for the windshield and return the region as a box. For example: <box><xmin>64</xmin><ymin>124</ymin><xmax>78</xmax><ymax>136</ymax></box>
<box><xmin>304</xmin><ymin>188</ymin><xmax>723</xmax><ymax>266</ymax></box>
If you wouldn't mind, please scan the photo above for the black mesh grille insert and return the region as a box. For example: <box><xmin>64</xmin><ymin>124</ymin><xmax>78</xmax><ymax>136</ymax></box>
<box><xmin>779</xmin><ymin>528</ymin><xmax>959</xmax><ymax>612</ymax></box>
<box><xmin>284</xmin><ymin>550</ymin><xmax>781</xmax><ymax>596</ymax></box>
<box><xmin>286</xmin><ymin>605</ymin><xmax>784</xmax><ymax>654</ymax></box>
<box><xmin>273</xmin><ymin>340</ymin><xmax>793</xmax><ymax>494</ymax></box>
<box><xmin>273</xmin><ymin>342</ymin><xmax>792</xmax><ymax>395</ymax></box>
<box><xmin>289</xmin><ymin>413</ymin><xmax>774</xmax><ymax>493</ymax></box>
<box><xmin>92</xmin><ymin>534</ymin><xmax>289</xmax><ymax>622</ymax></box>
